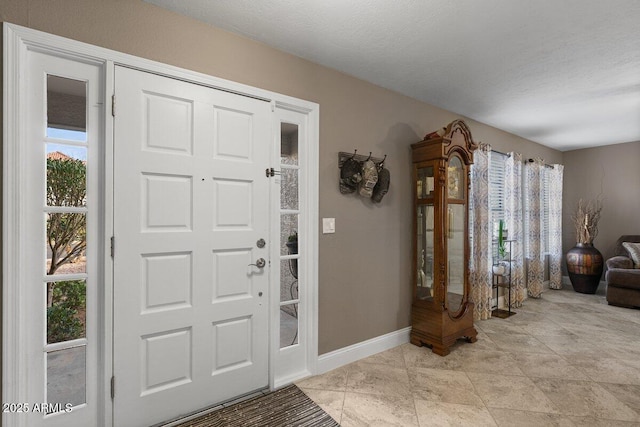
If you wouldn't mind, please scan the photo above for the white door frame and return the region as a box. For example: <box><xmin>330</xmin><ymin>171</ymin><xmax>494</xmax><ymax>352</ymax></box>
<box><xmin>3</xmin><ymin>22</ymin><xmax>319</xmax><ymax>427</ymax></box>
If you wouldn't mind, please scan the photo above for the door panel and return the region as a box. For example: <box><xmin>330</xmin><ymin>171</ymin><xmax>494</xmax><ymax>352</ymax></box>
<box><xmin>113</xmin><ymin>66</ymin><xmax>270</xmax><ymax>427</ymax></box>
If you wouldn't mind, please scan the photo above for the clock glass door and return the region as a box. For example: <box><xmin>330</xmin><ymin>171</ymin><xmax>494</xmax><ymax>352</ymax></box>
<box><xmin>447</xmin><ymin>155</ymin><xmax>465</xmax><ymax>314</ymax></box>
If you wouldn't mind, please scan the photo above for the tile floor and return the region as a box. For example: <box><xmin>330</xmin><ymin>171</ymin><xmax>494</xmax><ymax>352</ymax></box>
<box><xmin>297</xmin><ymin>285</ymin><xmax>640</xmax><ymax>426</ymax></box>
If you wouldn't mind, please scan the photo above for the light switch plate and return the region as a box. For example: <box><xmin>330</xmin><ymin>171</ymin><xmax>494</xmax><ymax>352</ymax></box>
<box><xmin>322</xmin><ymin>218</ymin><xmax>336</xmax><ymax>234</ymax></box>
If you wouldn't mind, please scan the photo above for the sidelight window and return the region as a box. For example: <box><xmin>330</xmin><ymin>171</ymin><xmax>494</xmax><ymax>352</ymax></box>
<box><xmin>44</xmin><ymin>75</ymin><xmax>89</xmax><ymax>412</ymax></box>
<box><xmin>279</xmin><ymin>123</ymin><xmax>300</xmax><ymax>348</ymax></box>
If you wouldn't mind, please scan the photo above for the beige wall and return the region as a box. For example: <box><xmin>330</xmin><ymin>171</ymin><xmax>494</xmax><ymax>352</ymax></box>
<box><xmin>562</xmin><ymin>141</ymin><xmax>640</xmax><ymax>267</ymax></box>
<box><xmin>1</xmin><ymin>0</ymin><xmax>563</xmax><ymax>355</ymax></box>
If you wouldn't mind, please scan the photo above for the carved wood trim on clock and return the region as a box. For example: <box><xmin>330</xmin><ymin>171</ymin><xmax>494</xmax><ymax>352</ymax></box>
<box><xmin>438</xmin><ymin>165</ymin><xmax>446</xmax><ymax>187</ymax></box>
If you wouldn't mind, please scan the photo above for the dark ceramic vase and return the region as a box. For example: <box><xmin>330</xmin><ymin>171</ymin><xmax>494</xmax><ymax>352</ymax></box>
<box><xmin>566</xmin><ymin>243</ymin><xmax>603</xmax><ymax>294</ymax></box>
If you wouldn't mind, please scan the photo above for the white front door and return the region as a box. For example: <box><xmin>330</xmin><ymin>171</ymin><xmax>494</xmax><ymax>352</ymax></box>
<box><xmin>112</xmin><ymin>66</ymin><xmax>271</xmax><ymax>427</ymax></box>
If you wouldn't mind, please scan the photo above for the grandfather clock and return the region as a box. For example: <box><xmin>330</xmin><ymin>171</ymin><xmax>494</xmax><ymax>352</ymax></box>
<box><xmin>410</xmin><ymin>119</ymin><xmax>478</xmax><ymax>356</ymax></box>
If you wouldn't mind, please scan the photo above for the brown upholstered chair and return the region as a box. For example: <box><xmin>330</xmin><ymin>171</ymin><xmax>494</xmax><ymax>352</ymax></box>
<box><xmin>605</xmin><ymin>235</ymin><xmax>640</xmax><ymax>308</ymax></box>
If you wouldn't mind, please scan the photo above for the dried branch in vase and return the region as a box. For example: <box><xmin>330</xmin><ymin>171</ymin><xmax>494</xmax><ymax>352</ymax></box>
<box><xmin>571</xmin><ymin>198</ymin><xmax>603</xmax><ymax>244</ymax></box>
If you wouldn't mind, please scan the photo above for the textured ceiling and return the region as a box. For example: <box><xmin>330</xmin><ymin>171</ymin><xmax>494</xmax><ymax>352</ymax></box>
<box><xmin>146</xmin><ymin>0</ymin><xmax>640</xmax><ymax>151</ymax></box>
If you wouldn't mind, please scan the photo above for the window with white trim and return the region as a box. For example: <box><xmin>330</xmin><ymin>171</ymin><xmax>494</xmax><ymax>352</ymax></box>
<box><xmin>489</xmin><ymin>152</ymin><xmax>508</xmax><ymax>228</ymax></box>
<box><xmin>279</xmin><ymin>122</ymin><xmax>301</xmax><ymax>349</ymax></box>
<box><xmin>524</xmin><ymin>165</ymin><xmax>552</xmax><ymax>254</ymax></box>
<box><xmin>45</xmin><ymin>75</ymin><xmax>90</xmax><ymax>412</ymax></box>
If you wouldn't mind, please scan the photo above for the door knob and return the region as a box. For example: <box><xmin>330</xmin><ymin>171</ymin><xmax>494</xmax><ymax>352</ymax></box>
<box><xmin>249</xmin><ymin>258</ymin><xmax>266</xmax><ymax>268</ymax></box>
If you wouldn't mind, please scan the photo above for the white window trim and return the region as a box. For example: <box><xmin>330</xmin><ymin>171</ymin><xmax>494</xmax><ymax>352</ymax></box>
<box><xmin>4</xmin><ymin>22</ymin><xmax>319</xmax><ymax>427</ymax></box>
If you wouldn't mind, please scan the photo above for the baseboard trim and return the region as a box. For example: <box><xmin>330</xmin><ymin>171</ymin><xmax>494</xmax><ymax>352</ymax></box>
<box><xmin>273</xmin><ymin>369</ymin><xmax>313</xmax><ymax>389</ymax></box>
<box><xmin>316</xmin><ymin>327</ymin><xmax>411</xmax><ymax>375</ymax></box>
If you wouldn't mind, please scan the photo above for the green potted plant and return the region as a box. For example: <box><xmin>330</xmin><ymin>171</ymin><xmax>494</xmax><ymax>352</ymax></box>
<box><xmin>497</xmin><ymin>219</ymin><xmax>507</xmax><ymax>259</ymax></box>
<box><xmin>286</xmin><ymin>232</ymin><xmax>298</xmax><ymax>255</ymax></box>
<box><xmin>492</xmin><ymin>220</ymin><xmax>509</xmax><ymax>277</ymax></box>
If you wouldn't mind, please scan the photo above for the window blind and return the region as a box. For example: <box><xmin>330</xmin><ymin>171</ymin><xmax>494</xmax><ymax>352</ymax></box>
<box><xmin>489</xmin><ymin>152</ymin><xmax>508</xmax><ymax>225</ymax></box>
<box><xmin>523</xmin><ymin>164</ymin><xmax>551</xmax><ymax>254</ymax></box>
<box><xmin>541</xmin><ymin>168</ymin><xmax>550</xmax><ymax>253</ymax></box>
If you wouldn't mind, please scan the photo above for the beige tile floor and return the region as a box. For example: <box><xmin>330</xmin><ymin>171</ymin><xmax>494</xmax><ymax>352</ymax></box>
<box><xmin>297</xmin><ymin>285</ymin><xmax>640</xmax><ymax>426</ymax></box>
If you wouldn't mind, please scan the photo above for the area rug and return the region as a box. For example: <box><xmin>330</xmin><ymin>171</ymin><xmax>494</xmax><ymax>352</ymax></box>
<box><xmin>172</xmin><ymin>385</ymin><xmax>339</xmax><ymax>427</ymax></box>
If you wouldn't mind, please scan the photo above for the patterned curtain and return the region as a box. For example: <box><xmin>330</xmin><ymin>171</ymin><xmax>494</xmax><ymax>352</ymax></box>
<box><xmin>469</xmin><ymin>144</ymin><xmax>492</xmax><ymax>320</ymax></box>
<box><xmin>525</xmin><ymin>159</ymin><xmax>545</xmax><ymax>298</ymax></box>
<box><xmin>548</xmin><ymin>164</ymin><xmax>564</xmax><ymax>289</ymax></box>
<box><xmin>504</xmin><ymin>152</ymin><xmax>525</xmax><ymax>307</ymax></box>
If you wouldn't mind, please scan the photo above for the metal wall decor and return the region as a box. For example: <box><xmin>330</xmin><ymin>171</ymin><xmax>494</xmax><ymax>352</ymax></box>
<box><xmin>338</xmin><ymin>150</ymin><xmax>390</xmax><ymax>202</ymax></box>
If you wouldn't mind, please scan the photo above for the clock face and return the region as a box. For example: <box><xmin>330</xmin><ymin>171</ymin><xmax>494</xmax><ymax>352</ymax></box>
<box><xmin>448</xmin><ymin>168</ymin><xmax>459</xmax><ymax>197</ymax></box>
<box><xmin>447</xmin><ymin>161</ymin><xmax>462</xmax><ymax>199</ymax></box>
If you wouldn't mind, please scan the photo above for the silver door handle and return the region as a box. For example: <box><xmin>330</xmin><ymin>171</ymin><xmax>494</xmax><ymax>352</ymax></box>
<box><xmin>249</xmin><ymin>258</ymin><xmax>266</xmax><ymax>268</ymax></box>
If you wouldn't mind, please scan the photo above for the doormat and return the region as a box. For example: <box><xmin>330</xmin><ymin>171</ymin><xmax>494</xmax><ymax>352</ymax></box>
<box><xmin>170</xmin><ymin>385</ymin><xmax>340</xmax><ymax>427</ymax></box>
